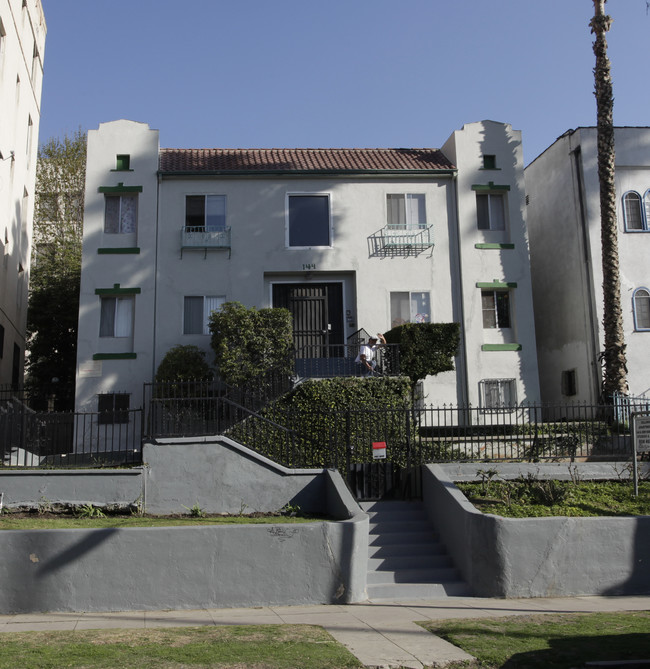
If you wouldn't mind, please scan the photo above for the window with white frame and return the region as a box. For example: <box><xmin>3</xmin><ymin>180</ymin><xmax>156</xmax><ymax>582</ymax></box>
<box><xmin>480</xmin><ymin>379</ymin><xmax>516</xmax><ymax>408</ymax></box>
<box><xmin>99</xmin><ymin>296</ymin><xmax>134</xmax><ymax>337</ymax></box>
<box><xmin>386</xmin><ymin>194</ymin><xmax>426</xmax><ymax>230</ymax></box>
<box><xmin>623</xmin><ymin>191</ymin><xmax>645</xmax><ymax>231</ymax></box>
<box><xmin>184</xmin><ymin>295</ymin><xmax>225</xmax><ymax>335</ymax></box>
<box><xmin>287</xmin><ymin>194</ymin><xmax>330</xmax><ymax>247</ymax></box>
<box><xmin>633</xmin><ymin>288</ymin><xmax>650</xmax><ymax>331</ymax></box>
<box><xmin>476</xmin><ymin>192</ymin><xmax>506</xmax><ymax>231</ymax></box>
<box><xmin>98</xmin><ymin>393</ymin><xmax>130</xmax><ymax>425</ymax></box>
<box><xmin>185</xmin><ymin>195</ymin><xmax>226</xmax><ymax>231</ymax></box>
<box><xmin>481</xmin><ymin>289</ymin><xmax>511</xmax><ymax>329</ymax></box>
<box><xmin>390</xmin><ymin>292</ymin><xmax>431</xmax><ymax>328</ymax></box>
<box><xmin>104</xmin><ymin>194</ymin><xmax>137</xmax><ymax>234</ymax></box>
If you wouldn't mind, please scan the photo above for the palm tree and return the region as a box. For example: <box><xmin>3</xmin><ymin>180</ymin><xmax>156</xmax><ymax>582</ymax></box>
<box><xmin>590</xmin><ymin>0</ymin><xmax>628</xmax><ymax>400</ymax></box>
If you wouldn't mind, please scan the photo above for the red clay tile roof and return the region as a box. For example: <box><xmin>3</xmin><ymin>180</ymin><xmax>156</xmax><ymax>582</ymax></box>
<box><xmin>159</xmin><ymin>147</ymin><xmax>455</xmax><ymax>174</ymax></box>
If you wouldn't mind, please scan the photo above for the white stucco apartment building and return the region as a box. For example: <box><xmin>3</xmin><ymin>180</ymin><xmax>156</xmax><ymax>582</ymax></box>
<box><xmin>0</xmin><ymin>0</ymin><xmax>45</xmax><ymax>388</ymax></box>
<box><xmin>525</xmin><ymin>127</ymin><xmax>650</xmax><ymax>404</ymax></box>
<box><xmin>74</xmin><ymin>119</ymin><xmax>541</xmax><ymax>418</ymax></box>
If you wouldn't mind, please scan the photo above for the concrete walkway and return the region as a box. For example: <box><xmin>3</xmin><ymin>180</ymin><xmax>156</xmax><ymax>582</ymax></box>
<box><xmin>1</xmin><ymin>596</ymin><xmax>649</xmax><ymax>668</ymax></box>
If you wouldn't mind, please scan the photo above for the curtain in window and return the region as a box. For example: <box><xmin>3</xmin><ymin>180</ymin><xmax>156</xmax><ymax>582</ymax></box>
<box><xmin>100</xmin><ymin>297</ymin><xmax>116</xmax><ymax>336</ymax></box>
<box><xmin>114</xmin><ymin>297</ymin><xmax>133</xmax><ymax>337</ymax></box>
<box><xmin>406</xmin><ymin>194</ymin><xmax>426</xmax><ymax>229</ymax></box>
<box><xmin>120</xmin><ymin>196</ymin><xmax>137</xmax><ymax>234</ymax></box>
<box><xmin>104</xmin><ymin>195</ymin><xmax>137</xmax><ymax>233</ymax></box>
<box><xmin>477</xmin><ymin>193</ymin><xmax>505</xmax><ymax>230</ymax></box>
<box><xmin>104</xmin><ymin>196</ymin><xmax>120</xmax><ymax>233</ymax></box>
<box><xmin>624</xmin><ymin>192</ymin><xmax>643</xmax><ymax>230</ymax></box>
<box><xmin>184</xmin><ymin>296</ymin><xmax>204</xmax><ymax>334</ymax></box>
<box><xmin>411</xmin><ymin>292</ymin><xmax>430</xmax><ymax>322</ymax></box>
<box><xmin>206</xmin><ymin>196</ymin><xmax>226</xmax><ymax>231</ymax></box>
<box><xmin>203</xmin><ymin>296</ymin><xmax>225</xmax><ymax>334</ymax></box>
<box><xmin>387</xmin><ymin>194</ymin><xmax>425</xmax><ymax>229</ymax></box>
<box><xmin>634</xmin><ymin>289</ymin><xmax>650</xmax><ymax>329</ymax></box>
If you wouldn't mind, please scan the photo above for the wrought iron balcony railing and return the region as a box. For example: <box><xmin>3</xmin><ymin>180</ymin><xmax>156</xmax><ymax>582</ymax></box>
<box><xmin>369</xmin><ymin>224</ymin><xmax>433</xmax><ymax>257</ymax></box>
<box><xmin>181</xmin><ymin>226</ymin><xmax>231</xmax><ymax>257</ymax></box>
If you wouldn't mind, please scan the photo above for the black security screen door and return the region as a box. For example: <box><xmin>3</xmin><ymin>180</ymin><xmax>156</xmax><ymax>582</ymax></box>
<box><xmin>272</xmin><ymin>283</ymin><xmax>343</xmax><ymax>357</ymax></box>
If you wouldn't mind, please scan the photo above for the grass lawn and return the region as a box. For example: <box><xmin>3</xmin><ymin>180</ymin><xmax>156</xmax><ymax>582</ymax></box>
<box><xmin>422</xmin><ymin>611</ymin><xmax>650</xmax><ymax>669</ymax></box>
<box><xmin>0</xmin><ymin>625</ymin><xmax>363</xmax><ymax>669</ymax></box>
<box><xmin>0</xmin><ymin>513</ymin><xmax>324</xmax><ymax>530</ymax></box>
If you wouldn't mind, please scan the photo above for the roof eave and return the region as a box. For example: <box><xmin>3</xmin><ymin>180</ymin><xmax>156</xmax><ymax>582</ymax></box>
<box><xmin>157</xmin><ymin>168</ymin><xmax>458</xmax><ymax>178</ymax></box>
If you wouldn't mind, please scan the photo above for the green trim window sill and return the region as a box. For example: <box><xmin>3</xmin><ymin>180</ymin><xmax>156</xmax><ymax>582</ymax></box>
<box><xmin>95</xmin><ymin>284</ymin><xmax>141</xmax><ymax>296</ymax></box>
<box><xmin>93</xmin><ymin>353</ymin><xmax>137</xmax><ymax>360</ymax></box>
<box><xmin>476</xmin><ymin>281</ymin><xmax>518</xmax><ymax>289</ymax></box>
<box><xmin>471</xmin><ymin>181</ymin><xmax>510</xmax><ymax>192</ymax></box>
<box><xmin>481</xmin><ymin>344</ymin><xmax>522</xmax><ymax>352</ymax></box>
<box><xmin>98</xmin><ymin>183</ymin><xmax>143</xmax><ymax>194</ymax></box>
<box><xmin>110</xmin><ymin>169</ymin><xmax>134</xmax><ymax>173</ymax></box>
<box><xmin>475</xmin><ymin>243</ymin><xmax>515</xmax><ymax>250</ymax></box>
<box><xmin>98</xmin><ymin>247</ymin><xmax>140</xmax><ymax>254</ymax></box>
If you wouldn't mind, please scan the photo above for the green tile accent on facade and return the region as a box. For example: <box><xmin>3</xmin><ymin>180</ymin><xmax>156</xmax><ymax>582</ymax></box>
<box><xmin>98</xmin><ymin>183</ymin><xmax>143</xmax><ymax>193</ymax></box>
<box><xmin>475</xmin><ymin>243</ymin><xmax>515</xmax><ymax>249</ymax></box>
<box><xmin>98</xmin><ymin>247</ymin><xmax>141</xmax><ymax>254</ymax></box>
<box><xmin>95</xmin><ymin>284</ymin><xmax>141</xmax><ymax>295</ymax></box>
<box><xmin>471</xmin><ymin>181</ymin><xmax>510</xmax><ymax>192</ymax></box>
<box><xmin>476</xmin><ymin>281</ymin><xmax>518</xmax><ymax>288</ymax></box>
<box><xmin>481</xmin><ymin>344</ymin><xmax>522</xmax><ymax>351</ymax></box>
<box><xmin>92</xmin><ymin>352</ymin><xmax>137</xmax><ymax>360</ymax></box>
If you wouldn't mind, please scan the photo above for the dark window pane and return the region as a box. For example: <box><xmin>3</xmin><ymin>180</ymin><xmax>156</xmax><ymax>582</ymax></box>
<box><xmin>289</xmin><ymin>195</ymin><xmax>330</xmax><ymax>246</ymax></box>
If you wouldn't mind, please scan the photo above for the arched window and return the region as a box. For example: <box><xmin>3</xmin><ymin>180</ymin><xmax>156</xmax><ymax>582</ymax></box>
<box><xmin>633</xmin><ymin>288</ymin><xmax>650</xmax><ymax>331</ymax></box>
<box><xmin>623</xmin><ymin>191</ymin><xmax>644</xmax><ymax>231</ymax></box>
<box><xmin>644</xmin><ymin>190</ymin><xmax>650</xmax><ymax>231</ymax></box>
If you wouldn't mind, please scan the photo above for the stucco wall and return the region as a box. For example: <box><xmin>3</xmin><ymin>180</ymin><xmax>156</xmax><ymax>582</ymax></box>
<box><xmin>423</xmin><ymin>463</ymin><xmax>650</xmax><ymax>598</ymax></box>
<box><xmin>0</xmin><ymin>440</ymin><xmax>369</xmax><ymax>614</ymax></box>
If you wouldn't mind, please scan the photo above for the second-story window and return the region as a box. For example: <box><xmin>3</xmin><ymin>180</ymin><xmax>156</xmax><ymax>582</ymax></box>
<box><xmin>104</xmin><ymin>194</ymin><xmax>137</xmax><ymax>234</ymax></box>
<box><xmin>387</xmin><ymin>194</ymin><xmax>426</xmax><ymax>230</ymax></box>
<box><xmin>623</xmin><ymin>191</ymin><xmax>645</xmax><ymax>231</ymax></box>
<box><xmin>186</xmin><ymin>195</ymin><xmax>226</xmax><ymax>231</ymax></box>
<box><xmin>481</xmin><ymin>289</ymin><xmax>511</xmax><ymax>328</ymax></box>
<box><xmin>476</xmin><ymin>192</ymin><xmax>506</xmax><ymax>231</ymax></box>
<box><xmin>287</xmin><ymin>194</ymin><xmax>330</xmax><ymax>247</ymax></box>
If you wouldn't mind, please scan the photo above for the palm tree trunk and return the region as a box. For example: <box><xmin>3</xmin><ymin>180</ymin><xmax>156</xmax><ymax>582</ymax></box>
<box><xmin>590</xmin><ymin>0</ymin><xmax>628</xmax><ymax>400</ymax></box>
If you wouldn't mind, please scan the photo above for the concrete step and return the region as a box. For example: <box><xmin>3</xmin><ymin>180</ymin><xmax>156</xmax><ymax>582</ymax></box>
<box><xmin>368</xmin><ymin>553</ymin><xmax>452</xmax><ymax>571</ymax></box>
<box><xmin>368</xmin><ymin>520</ymin><xmax>435</xmax><ymax>534</ymax></box>
<box><xmin>363</xmin><ymin>500</ymin><xmax>472</xmax><ymax>600</ymax></box>
<box><xmin>367</xmin><ymin>580</ymin><xmax>472</xmax><ymax>600</ymax></box>
<box><xmin>367</xmin><ymin>566</ymin><xmax>460</xmax><ymax>585</ymax></box>
<box><xmin>368</xmin><ymin>530</ymin><xmax>438</xmax><ymax>546</ymax></box>
<box><xmin>367</xmin><ymin>542</ymin><xmax>447</xmax><ymax>559</ymax></box>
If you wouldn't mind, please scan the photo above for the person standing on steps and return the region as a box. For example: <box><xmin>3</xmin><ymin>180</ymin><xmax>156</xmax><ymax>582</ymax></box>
<box><xmin>355</xmin><ymin>333</ymin><xmax>386</xmax><ymax>376</ymax></box>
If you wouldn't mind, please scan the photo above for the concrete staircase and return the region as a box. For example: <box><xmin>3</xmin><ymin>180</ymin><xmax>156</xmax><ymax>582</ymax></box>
<box><xmin>361</xmin><ymin>500</ymin><xmax>471</xmax><ymax>600</ymax></box>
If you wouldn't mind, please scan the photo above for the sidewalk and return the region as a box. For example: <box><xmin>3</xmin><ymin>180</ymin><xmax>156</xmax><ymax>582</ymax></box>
<box><xmin>1</xmin><ymin>595</ymin><xmax>649</xmax><ymax>668</ymax></box>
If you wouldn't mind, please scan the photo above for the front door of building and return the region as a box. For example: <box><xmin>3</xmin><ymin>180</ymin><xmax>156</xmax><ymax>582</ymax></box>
<box><xmin>272</xmin><ymin>283</ymin><xmax>344</xmax><ymax>358</ymax></box>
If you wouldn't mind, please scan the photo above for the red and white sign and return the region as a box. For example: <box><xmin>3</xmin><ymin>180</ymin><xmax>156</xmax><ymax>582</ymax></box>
<box><xmin>372</xmin><ymin>441</ymin><xmax>387</xmax><ymax>459</ymax></box>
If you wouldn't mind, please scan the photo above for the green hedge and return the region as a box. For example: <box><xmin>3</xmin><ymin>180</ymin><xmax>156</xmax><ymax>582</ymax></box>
<box><xmin>227</xmin><ymin>376</ymin><xmax>416</xmax><ymax>468</ymax></box>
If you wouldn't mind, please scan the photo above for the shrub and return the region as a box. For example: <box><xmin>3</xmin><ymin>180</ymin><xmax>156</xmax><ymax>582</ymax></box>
<box><xmin>155</xmin><ymin>345</ymin><xmax>213</xmax><ymax>383</ymax></box>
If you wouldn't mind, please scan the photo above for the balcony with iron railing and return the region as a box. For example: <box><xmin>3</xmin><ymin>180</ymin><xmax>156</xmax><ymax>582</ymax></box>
<box><xmin>369</xmin><ymin>224</ymin><xmax>433</xmax><ymax>257</ymax></box>
<box><xmin>181</xmin><ymin>226</ymin><xmax>231</xmax><ymax>258</ymax></box>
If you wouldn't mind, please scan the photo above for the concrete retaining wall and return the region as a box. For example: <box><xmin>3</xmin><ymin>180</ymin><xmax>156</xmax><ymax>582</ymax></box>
<box><xmin>422</xmin><ymin>462</ymin><xmax>650</xmax><ymax>598</ymax></box>
<box><xmin>0</xmin><ymin>439</ymin><xmax>369</xmax><ymax>614</ymax></box>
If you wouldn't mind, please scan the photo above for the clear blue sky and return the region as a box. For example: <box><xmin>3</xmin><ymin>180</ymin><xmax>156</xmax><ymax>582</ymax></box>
<box><xmin>38</xmin><ymin>0</ymin><xmax>650</xmax><ymax>165</ymax></box>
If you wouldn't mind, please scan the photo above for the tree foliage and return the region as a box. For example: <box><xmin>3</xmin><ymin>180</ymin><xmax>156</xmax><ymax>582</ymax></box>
<box><xmin>155</xmin><ymin>345</ymin><xmax>213</xmax><ymax>383</ymax></box>
<box><xmin>209</xmin><ymin>302</ymin><xmax>293</xmax><ymax>387</ymax></box>
<box><xmin>26</xmin><ymin>130</ymin><xmax>86</xmax><ymax>410</ymax></box>
<box><xmin>384</xmin><ymin>322</ymin><xmax>461</xmax><ymax>394</ymax></box>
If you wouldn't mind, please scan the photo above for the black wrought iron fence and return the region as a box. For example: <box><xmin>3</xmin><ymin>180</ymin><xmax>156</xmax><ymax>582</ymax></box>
<box><xmin>0</xmin><ymin>404</ymin><xmax>142</xmax><ymax>467</ymax></box>
<box><xmin>293</xmin><ymin>344</ymin><xmax>400</xmax><ymax>379</ymax></box>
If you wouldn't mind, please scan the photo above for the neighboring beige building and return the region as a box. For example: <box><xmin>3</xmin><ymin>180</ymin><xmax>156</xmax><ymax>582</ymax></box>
<box><xmin>0</xmin><ymin>0</ymin><xmax>45</xmax><ymax>387</ymax></box>
<box><xmin>74</xmin><ymin>119</ymin><xmax>541</xmax><ymax>421</ymax></box>
<box><xmin>525</xmin><ymin>127</ymin><xmax>650</xmax><ymax>404</ymax></box>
